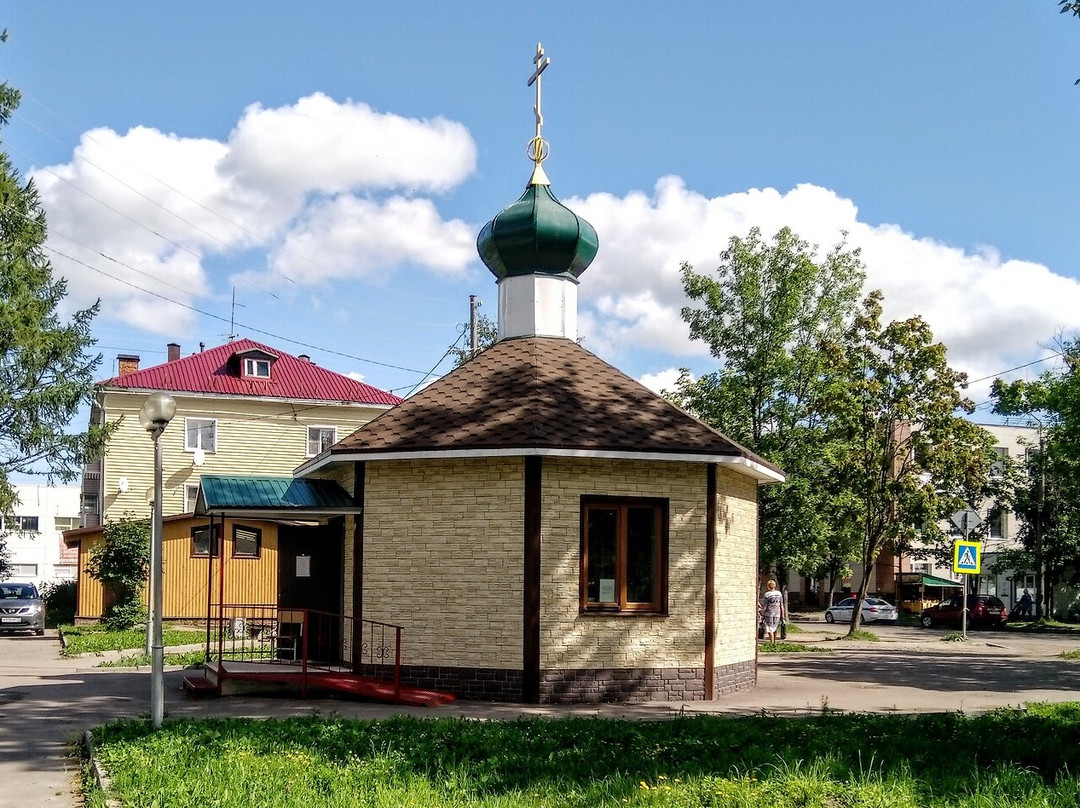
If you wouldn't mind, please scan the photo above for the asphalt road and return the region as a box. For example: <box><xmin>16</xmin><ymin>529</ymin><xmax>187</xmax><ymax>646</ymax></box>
<box><xmin>2</xmin><ymin>625</ymin><xmax>1079</xmax><ymax>805</ymax></box>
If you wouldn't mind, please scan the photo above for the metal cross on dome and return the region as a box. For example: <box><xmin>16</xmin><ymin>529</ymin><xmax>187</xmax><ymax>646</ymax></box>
<box><xmin>527</xmin><ymin>43</ymin><xmax>551</xmax><ymax>166</ymax></box>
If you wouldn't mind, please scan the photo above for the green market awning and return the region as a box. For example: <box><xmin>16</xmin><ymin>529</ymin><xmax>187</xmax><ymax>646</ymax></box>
<box><xmin>899</xmin><ymin>572</ymin><xmax>963</xmax><ymax>588</ymax></box>
<box><xmin>195</xmin><ymin>475</ymin><xmax>360</xmax><ymax>519</ymax></box>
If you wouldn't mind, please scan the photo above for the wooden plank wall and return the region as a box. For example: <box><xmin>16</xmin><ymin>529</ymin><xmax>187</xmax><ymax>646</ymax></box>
<box><xmin>73</xmin><ymin>518</ymin><xmax>280</xmax><ymax>622</ymax></box>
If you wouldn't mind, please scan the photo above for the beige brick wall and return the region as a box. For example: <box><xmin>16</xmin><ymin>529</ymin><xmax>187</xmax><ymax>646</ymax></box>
<box><xmin>360</xmin><ymin>457</ymin><xmax>524</xmax><ymax>669</ymax></box>
<box><xmin>714</xmin><ymin>467</ymin><xmax>759</xmax><ymax>667</ymax></box>
<box><xmin>540</xmin><ymin>458</ymin><xmax>707</xmax><ymax>670</ymax></box>
<box><xmin>331</xmin><ymin>454</ymin><xmax>760</xmax><ymax>679</ymax></box>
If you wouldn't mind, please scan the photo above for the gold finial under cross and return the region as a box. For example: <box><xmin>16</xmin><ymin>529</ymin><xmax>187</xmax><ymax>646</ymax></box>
<box><xmin>527</xmin><ymin>43</ymin><xmax>551</xmax><ymax>165</ymax></box>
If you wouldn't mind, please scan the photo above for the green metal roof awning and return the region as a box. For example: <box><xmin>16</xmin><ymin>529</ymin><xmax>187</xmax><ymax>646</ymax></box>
<box><xmin>919</xmin><ymin>574</ymin><xmax>964</xmax><ymax>588</ymax></box>
<box><xmin>195</xmin><ymin>475</ymin><xmax>359</xmax><ymax>519</ymax></box>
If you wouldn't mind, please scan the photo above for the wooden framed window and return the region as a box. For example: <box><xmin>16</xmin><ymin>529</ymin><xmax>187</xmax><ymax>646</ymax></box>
<box><xmin>191</xmin><ymin>524</ymin><xmax>220</xmax><ymax>557</ymax></box>
<box><xmin>233</xmin><ymin>525</ymin><xmax>261</xmax><ymax>558</ymax></box>
<box><xmin>580</xmin><ymin>496</ymin><xmax>668</xmax><ymax>614</ymax></box>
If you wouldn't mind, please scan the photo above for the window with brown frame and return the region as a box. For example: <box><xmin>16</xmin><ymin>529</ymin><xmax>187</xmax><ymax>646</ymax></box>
<box><xmin>191</xmin><ymin>524</ymin><xmax>220</xmax><ymax>557</ymax></box>
<box><xmin>233</xmin><ymin>525</ymin><xmax>261</xmax><ymax>558</ymax></box>
<box><xmin>580</xmin><ymin>496</ymin><xmax>668</xmax><ymax>614</ymax></box>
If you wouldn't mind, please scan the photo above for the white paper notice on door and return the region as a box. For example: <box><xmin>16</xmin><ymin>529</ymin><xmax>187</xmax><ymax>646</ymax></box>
<box><xmin>296</xmin><ymin>554</ymin><xmax>311</xmax><ymax>578</ymax></box>
<box><xmin>599</xmin><ymin>578</ymin><xmax>616</xmax><ymax>602</ymax></box>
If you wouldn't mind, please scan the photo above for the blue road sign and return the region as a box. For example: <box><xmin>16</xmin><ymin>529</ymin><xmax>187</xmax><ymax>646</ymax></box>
<box><xmin>953</xmin><ymin>540</ymin><xmax>982</xmax><ymax>574</ymax></box>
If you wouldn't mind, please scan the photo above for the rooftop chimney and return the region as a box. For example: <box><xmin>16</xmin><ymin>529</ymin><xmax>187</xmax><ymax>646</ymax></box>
<box><xmin>298</xmin><ymin>354</ymin><xmax>311</xmax><ymax>364</ymax></box>
<box><xmin>117</xmin><ymin>354</ymin><xmax>140</xmax><ymax>377</ymax></box>
<box><xmin>167</xmin><ymin>343</ymin><xmax>180</xmax><ymax>362</ymax></box>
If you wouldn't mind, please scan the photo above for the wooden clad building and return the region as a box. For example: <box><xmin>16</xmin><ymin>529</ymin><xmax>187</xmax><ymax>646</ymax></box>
<box><xmin>64</xmin><ymin>515</ymin><xmax>282</xmax><ymax>623</ymax></box>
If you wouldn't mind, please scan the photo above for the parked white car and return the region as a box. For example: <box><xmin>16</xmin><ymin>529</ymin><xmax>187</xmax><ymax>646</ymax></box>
<box><xmin>824</xmin><ymin>597</ymin><xmax>899</xmax><ymax>625</ymax></box>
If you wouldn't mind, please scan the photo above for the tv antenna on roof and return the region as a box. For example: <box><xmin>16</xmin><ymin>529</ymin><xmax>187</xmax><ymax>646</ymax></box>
<box><xmin>226</xmin><ymin>287</ymin><xmax>245</xmax><ymax>341</ymax></box>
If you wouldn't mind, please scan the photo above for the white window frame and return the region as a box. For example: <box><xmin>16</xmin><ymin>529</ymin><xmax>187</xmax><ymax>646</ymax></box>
<box><xmin>307</xmin><ymin>425</ymin><xmax>337</xmax><ymax>457</ymax></box>
<box><xmin>54</xmin><ymin>516</ymin><xmax>82</xmax><ymax>532</ymax></box>
<box><xmin>244</xmin><ymin>357</ymin><xmax>271</xmax><ymax>378</ymax></box>
<box><xmin>184</xmin><ymin>484</ymin><xmax>202</xmax><ymax>514</ymax></box>
<box><xmin>185</xmin><ymin>417</ymin><xmax>217</xmax><ymax>453</ymax></box>
<box><xmin>53</xmin><ymin>565</ymin><xmax>77</xmax><ymax>580</ymax></box>
<box><xmin>11</xmin><ymin>563</ymin><xmax>38</xmax><ymax>577</ymax></box>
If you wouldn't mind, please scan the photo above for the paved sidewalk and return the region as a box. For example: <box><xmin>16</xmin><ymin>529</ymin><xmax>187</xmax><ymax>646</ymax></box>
<box><xmin>3</xmin><ymin>630</ymin><xmax>1080</xmax><ymax>805</ymax></box>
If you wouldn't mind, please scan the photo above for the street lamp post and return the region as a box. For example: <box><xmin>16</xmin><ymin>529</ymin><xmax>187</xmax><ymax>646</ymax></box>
<box><xmin>139</xmin><ymin>392</ymin><xmax>176</xmax><ymax>729</ymax></box>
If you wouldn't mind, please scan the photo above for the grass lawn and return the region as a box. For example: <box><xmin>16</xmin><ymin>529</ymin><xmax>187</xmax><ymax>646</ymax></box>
<box><xmin>95</xmin><ymin>650</ymin><xmax>206</xmax><ymax>668</ymax></box>
<box><xmin>757</xmin><ymin>641</ymin><xmax>829</xmax><ymax>653</ymax></box>
<box><xmin>84</xmin><ymin>703</ymin><xmax>1080</xmax><ymax>807</ymax></box>
<box><xmin>60</xmin><ymin>624</ymin><xmax>208</xmax><ymax>656</ymax></box>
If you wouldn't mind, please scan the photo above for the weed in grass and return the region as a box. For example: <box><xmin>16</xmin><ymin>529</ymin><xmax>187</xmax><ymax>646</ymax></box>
<box><xmin>942</xmin><ymin>632</ymin><xmax>970</xmax><ymax>642</ymax></box>
<box><xmin>96</xmin><ymin>651</ymin><xmax>205</xmax><ymax>668</ymax></box>
<box><xmin>757</xmin><ymin>642</ymin><xmax>829</xmax><ymax>653</ymax></box>
<box><xmin>840</xmin><ymin>628</ymin><xmax>879</xmax><ymax>642</ymax></box>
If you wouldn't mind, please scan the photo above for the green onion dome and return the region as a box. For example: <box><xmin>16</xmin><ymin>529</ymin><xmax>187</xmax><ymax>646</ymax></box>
<box><xmin>477</xmin><ymin>171</ymin><xmax>599</xmax><ymax>281</ymax></box>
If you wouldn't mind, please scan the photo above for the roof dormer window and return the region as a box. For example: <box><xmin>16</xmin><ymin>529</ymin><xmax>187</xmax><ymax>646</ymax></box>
<box><xmin>244</xmin><ymin>357</ymin><xmax>272</xmax><ymax>379</ymax></box>
<box><xmin>232</xmin><ymin>348</ymin><xmax>278</xmax><ymax>380</ymax></box>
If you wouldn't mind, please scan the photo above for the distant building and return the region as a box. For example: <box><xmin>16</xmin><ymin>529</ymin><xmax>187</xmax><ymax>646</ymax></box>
<box><xmin>79</xmin><ymin>339</ymin><xmax>401</xmax><ymax>527</ymax></box>
<box><xmin>66</xmin><ymin>340</ymin><xmax>401</xmax><ymax>622</ymax></box>
<box><xmin>2</xmin><ymin>483</ymin><xmax>82</xmax><ymax>585</ymax></box>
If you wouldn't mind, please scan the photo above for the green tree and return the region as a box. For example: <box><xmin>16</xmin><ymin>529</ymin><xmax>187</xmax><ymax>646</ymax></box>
<box><xmin>991</xmin><ymin>339</ymin><xmax>1080</xmax><ymax>618</ymax></box>
<box><xmin>0</xmin><ymin>68</ymin><xmax>113</xmax><ymax>575</ymax></box>
<box><xmin>824</xmin><ymin>292</ymin><xmax>995</xmax><ymax>634</ymax></box>
<box><xmin>451</xmin><ymin>313</ymin><xmax>498</xmax><ymax>367</ymax></box>
<box><xmin>1062</xmin><ymin>0</ymin><xmax>1080</xmax><ymax>85</ymax></box>
<box><xmin>85</xmin><ymin>516</ymin><xmax>151</xmax><ymax>630</ymax></box>
<box><xmin>671</xmin><ymin>226</ymin><xmax>865</xmax><ymax>582</ymax></box>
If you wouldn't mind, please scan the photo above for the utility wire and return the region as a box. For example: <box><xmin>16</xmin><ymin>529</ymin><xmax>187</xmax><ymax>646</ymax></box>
<box><xmin>44</xmin><ymin>244</ymin><xmax>436</xmax><ymax>376</ymax></box>
<box><xmin>8</xmin><ymin>96</ymin><xmax>464</xmax><ymax>308</ymax></box>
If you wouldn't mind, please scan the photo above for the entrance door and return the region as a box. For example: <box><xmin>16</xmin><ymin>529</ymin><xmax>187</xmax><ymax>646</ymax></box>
<box><xmin>278</xmin><ymin>520</ymin><xmax>344</xmax><ymax>663</ymax></box>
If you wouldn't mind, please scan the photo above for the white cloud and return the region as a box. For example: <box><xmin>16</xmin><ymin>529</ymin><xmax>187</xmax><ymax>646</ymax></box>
<box><xmin>256</xmin><ymin>195</ymin><xmax>476</xmax><ymax>285</ymax></box>
<box><xmin>569</xmin><ymin>179</ymin><xmax>1080</xmax><ymax>393</ymax></box>
<box><xmin>638</xmin><ymin>368</ymin><xmax>687</xmax><ymax>396</ymax></box>
<box><xmin>219</xmin><ymin>93</ymin><xmax>477</xmax><ymax>197</ymax></box>
<box><xmin>31</xmin><ymin>95</ymin><xmax>479</xmax><ymax>335</ymax></box>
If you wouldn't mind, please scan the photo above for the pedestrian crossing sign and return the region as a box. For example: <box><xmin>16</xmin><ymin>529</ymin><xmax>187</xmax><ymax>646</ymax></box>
<box><xmin>953</xmin><ymin>540</ymin><xmax>982</xmax><ymax>574</ymax></box>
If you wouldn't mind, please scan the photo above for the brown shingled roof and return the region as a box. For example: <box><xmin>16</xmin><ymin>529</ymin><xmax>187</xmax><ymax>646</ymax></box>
<box><xmin>327</xmin><ymin>336</ymin><xmax>781</xmax><ymax>476</ymax></box>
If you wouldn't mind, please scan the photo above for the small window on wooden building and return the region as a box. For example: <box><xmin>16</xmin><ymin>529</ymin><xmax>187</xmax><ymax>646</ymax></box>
<box><xmin>185</xmin><ymin>418</ymin><xmax>217</xmax><ymax>453</ymax></box>
<box><xmin>306</xmin><ymin>426</ymin><xmax>336</xmax><ymax>457</ymax></box>
<box><xmin>233</xmin><ymin>525</ymin><xmax>261</xmax><ymax>558</ymax></box>
<box><xmin>191</xmin><ymin>524</ymin><xmax>220</xmax><ymax>557</ymax></box>
<box><xmin>580</xmin><ymin>496</ymin><xmax>668</xmax><ymax>614</ymax></box>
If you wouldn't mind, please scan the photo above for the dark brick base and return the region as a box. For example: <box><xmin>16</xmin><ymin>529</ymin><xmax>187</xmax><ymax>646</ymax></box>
<box><xmin>713</xmin><ymin>659</ymin><xmax>757</xmax><ymax>697</ymax></box>
<box><xmin>358</xmin><ymin>660</ymin><xmax>757</xmax><ymax>704</ymax></box>
<box><xmin>357</xmin><ymin>663</ymin><xmax>525</xmax><ymax>702</ymax></box>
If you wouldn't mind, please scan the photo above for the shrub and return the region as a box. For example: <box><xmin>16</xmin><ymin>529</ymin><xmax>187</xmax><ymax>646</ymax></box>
<box><xmin>85</xmin><ymin>516</ymin><xmax>150</xmax><ymax>630</ymax></box>
<box><xmin>40</xmin><ymin>579</ymin><xmax>77</xmax><ymax>626</ymax></box>
<box><xmin>102</xmin><ymin>599</ymin><xmax>147</xmax><ymax>632</ymax></box>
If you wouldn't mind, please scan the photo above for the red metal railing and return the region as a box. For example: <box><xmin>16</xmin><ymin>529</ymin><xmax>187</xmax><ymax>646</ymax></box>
<box><xmin>207</xmin><ymin>603</ymin><xmax>402</xmax><ymax>701</ymax></box>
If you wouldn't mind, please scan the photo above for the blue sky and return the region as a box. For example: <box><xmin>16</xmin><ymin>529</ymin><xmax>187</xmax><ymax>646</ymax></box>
<box><xmin>3</xmin><ymin>2</ymin><xmax>1079</xmax><ymax>418</ymax></box>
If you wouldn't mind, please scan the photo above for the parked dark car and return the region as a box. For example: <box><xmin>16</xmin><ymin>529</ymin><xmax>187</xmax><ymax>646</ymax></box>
<box><xmin>920</xmin><ymin>594</ymin><xmax>1007</xmax><ymax>629</ymax></box>
<box><xmin>0</xmin><ymin>581</ymin><xmax>46</xmax><ymax>635</ymax></box>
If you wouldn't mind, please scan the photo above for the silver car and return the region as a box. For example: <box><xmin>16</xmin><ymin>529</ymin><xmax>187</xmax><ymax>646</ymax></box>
<box><xmin>824</xmin><ymin>597</ymin><xmax>899</xmax><ymax>625</ymax></box>
<box><xmin>0</xmin><ymin>581</ymin><xmax>46</xmax><ymax>635</ymax></box>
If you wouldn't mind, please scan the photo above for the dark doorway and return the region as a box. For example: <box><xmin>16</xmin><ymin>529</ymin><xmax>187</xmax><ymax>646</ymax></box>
<box><xmin>278</xmin><ymin>519</ymin><xmax>344</xmax><ymax>663</ymax></box>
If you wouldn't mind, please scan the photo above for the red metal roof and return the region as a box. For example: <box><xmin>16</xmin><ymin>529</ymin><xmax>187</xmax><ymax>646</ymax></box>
<box><xmin>100</xmin><ymin>339</ymin><xmax>402</xmax><ymax>406</ymax></box>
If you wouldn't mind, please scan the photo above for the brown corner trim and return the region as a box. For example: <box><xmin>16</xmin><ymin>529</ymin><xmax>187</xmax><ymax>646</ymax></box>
<box><xmin>705</xmin><ymin>463</ymin><xmax>717</xmax><ymax>699</ymax></box>
<box><xmin>523</xmin><ymin>456</ymin><xmax>542</xmax><ymax>704</ymax></box>
<box><xmin>351</xmin><ymin>461</ymin><xmax>365</xmax><ymax>672</ymax></box>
